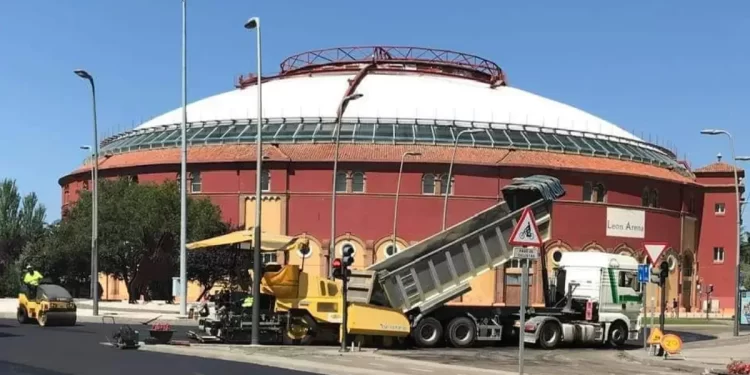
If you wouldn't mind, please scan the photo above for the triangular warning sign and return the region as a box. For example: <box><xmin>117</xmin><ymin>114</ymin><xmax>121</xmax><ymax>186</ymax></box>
<box><xmin>508</xmin><ymin>207</ymin><xmax>542</xmax><ymax>247</ymax></box>
<box><xmin>644</xmin><ymin>242</ymin><xmax>668</xmax><ymax>266</ymax></box>
<box><xmin>646</xmin><ymin>327</ymin><xmax>664</xmax><ymax>345</ymax></box>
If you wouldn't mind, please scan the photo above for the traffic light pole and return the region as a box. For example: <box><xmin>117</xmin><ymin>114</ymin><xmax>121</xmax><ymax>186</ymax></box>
<box><xmin>340</xmin><ymin>261</ymin><xmax>349</xmax><ymax>352</ymax></box>
<box><xmin>659</xmin><ymin>275</ymin><xmax>666</xmax><ymax>333</ymax></box>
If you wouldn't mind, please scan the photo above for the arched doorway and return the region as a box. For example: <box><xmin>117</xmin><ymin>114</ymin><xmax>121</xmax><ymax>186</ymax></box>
<box><xmin>681</xmin><ymin>251</ymin><xmax>695</xmax><ymax>311</ymax></box>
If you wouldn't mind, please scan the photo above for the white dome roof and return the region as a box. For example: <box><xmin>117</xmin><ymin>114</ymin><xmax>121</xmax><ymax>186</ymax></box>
<box><xmin>136</xmin><ymin>72</ymin><xmax>640</xmax><ymax>142</ymax></box>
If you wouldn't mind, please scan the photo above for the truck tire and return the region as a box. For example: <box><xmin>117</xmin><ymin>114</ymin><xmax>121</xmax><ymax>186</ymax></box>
<box><xmin>608</xmin><ymin>321</ymin><xmax>628</xmax><ymax>347</ymax></box>
<box><xmin>283</xmin><ymin>313</ymin><xmax>316</xmax><ymax>346</ymax></box>
<box><xmin>412</xmin><ymin>317</ymin><xmax>443</xmax><ymax>348</ymax></box>
<box><xmin>537</xmin><ymin>321</ymin><xmax>562</xmax><ymax>350</ymax></box>
<box><xmin>446</xmin><ymin>317</ymin><xmax>476</xmax><ymax>348</ymax></box>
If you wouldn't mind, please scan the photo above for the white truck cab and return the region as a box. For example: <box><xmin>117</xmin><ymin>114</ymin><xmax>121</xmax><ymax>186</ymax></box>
<box><xmin>524</xmin><ymin>252</ymin><xmax>642</xmax><ymax>349</ymax></box>
<box><xmin>559</xmin><ymin>252</ymin><xmax>642</xmax><ymax>342</ymax></box>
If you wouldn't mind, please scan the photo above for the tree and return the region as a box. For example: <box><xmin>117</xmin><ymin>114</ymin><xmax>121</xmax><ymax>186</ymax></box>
<box><xmin>19</xmin><ymin>221</ymin><xmax>91</xmax><ymax>296</ymax></box>
<box><xmin>187</xmin><ymin>241</ymin><xmax>252</xmax><ymax>301</ymax></box>
<box><xmin>63</xmin><ymin>178</ymin><xmax>225</xmax><ymax>302</ymax></box>
<box><xmin>0</xmin><ymin>178</ymin><xmax>46</xmax><ymax>272</ymax></box>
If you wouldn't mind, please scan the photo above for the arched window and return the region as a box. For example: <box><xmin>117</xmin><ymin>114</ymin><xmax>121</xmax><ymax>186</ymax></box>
<box><xmin>649</xmin><ymin>188</ymin><xmax>659</xmax><ymax>208</ymax></box>
<box><xmin>439</xmin><ymin>174</ymin><xmax>453</xmax><ymax>195</ymax></box>
<box><xmin>422</xmin><ymin>173</ymin><xmax>435</xmax><ymax>195</ymax></box>
<box><xmin>641</xmin><ymin>188</ymin><xmax>650</xmax><ymax>207</ymax></box>
<box><xmin>593</xmin><ymin>183</ymin><xmax>606</xmax><ymax>203</ymax></box>
<box><xmin>260</xmin><ymin>170</ymin><xmax>270</xmax><ymax>192</ymax></box>
<box><xmin>351</xmin><ymin>172</ymin><xmax>365</xmax><ymax>193</ymax></box>
<box><xmin>190</xmin><ymin>172</ymin><xmax>201</xmax><ymax>193</ymax></box>
<box><xmin>385</xmin><ymin>243</ymin><xmax>399</xmax><ymax>258</ymax></box>
<box><xmin>582</xmin><ymin>182</ymin><xmax>593</xmax><ymax>201</ymax></box>
<box><xmin>335</xmin><ymin>172</ymin><xmax>347</xmax><ymax>193</ymax></box>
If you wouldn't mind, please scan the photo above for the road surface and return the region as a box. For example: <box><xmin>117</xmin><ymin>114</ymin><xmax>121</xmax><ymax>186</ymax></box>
<box><xmin>0</xmin><ymin>319</ymin><xmax>313</xmax><ymax>375</ymax></box>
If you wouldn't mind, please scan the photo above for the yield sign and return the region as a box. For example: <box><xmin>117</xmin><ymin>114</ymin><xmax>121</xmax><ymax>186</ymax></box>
<box><xmin>644</xmin><ymin>242</ymin><xmax>668</xmax><ymax>266</ymax></box>
<box><xmin>509</xmin><ymin>207</ymin><xmax>542</xmax><ymax>247</ymax></box>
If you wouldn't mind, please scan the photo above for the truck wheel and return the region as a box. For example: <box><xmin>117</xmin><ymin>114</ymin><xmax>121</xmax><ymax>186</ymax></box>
<box><xmin>608</xmin><ymin>321</ymin><xmax>628</xmax><ymax>347</ymax></box>
<box><xmin>538</xmin><ymin>321</ymin><xmax>562</xmax><ymax>350</ymax></box>
<box><xmin>283</xmin><ymin>314</ymin><xmax>316</xmax><ymax>346</ymax></box>
<box><xmin>412</xmin><ymin>317</ymin><xmax>443</xmax><ymax>348</ymax></box>
<box><xmin>446</xmin><ymin>317</ymin><xmax>476</xmax><ymax>348</ymax></box>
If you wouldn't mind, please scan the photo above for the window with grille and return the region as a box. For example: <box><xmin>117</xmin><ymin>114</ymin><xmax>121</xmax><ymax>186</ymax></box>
<box><xmin>713</xmin><ymin>247</ymin><xmax>725</xmax><ymax>263</ymax></box>
<box><xmin>190</xmin><ymin>172</ymin><xmax>202</xmax><ymax>193</ymax></box>
<box><xmin>422</xmin><ymin>174</ymin><xmax>435</xmax><ymax>195</ymax></box>
<box><xmin>260</xmin><ymin>170</ymin><xmax>270</xmax><ymax>192</ymax></box>
<box><xmin>351</xmin><ymin>172</ymin><xmax>365</xmax><ymax>193</ymax></box>
<box><xmin>335</xmin><ymin>172</ymin><xmax>347</xmax><ymax>193</ymax></box>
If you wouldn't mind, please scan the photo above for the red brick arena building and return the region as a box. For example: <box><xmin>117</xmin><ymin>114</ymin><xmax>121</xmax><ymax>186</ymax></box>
<box><xmin>59</xmin><ymin>46</ymin><xmax>744</xmax><ymax>314</ymax></box>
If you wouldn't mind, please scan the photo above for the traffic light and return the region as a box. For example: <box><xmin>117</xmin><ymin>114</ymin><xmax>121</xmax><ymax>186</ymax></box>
<box><xmin>659</xmin><ymin>260</ymin><xmax>669</xmax><ymax>285</ymax></box>
<box><xmin>332</xmin><ymin>244</ymin><xmax>355</xmax><ymax>280</ymax></box>
<box><xmin>332</xmin><ymin>258</ymin><xmax>345</xmax><ymax>279</ymax></box>
<box><xmin>708</xmin><ymin>284</ymin><xmax>714</xmax><ymax>295</ymax></box>
<box><xmin>342</xmin><ymin>244</ymin><xmax>355</xmax><ymax>268</ymax></box>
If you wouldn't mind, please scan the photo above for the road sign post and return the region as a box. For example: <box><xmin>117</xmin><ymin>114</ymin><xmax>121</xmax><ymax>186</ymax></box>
<box><xmin>638</xmin><ymin>264</ymin><xmax>649</xmax><ymax>350</ymax></box>
<box><xmin>508</xmin><ymin>207</ymin><xmax>542</xmax><ymax>375</ymax></box>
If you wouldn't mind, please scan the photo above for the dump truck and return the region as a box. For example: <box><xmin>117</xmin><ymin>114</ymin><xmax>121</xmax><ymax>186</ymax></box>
<box><xmin>187</xmin><ymin>175</ymin><xmax>642</xmax><ymax>349</ymax></box>
<box><xmin>344</xmin><ymin>175</ymin><xmax>641</xmax><ymax>349</ymax></box>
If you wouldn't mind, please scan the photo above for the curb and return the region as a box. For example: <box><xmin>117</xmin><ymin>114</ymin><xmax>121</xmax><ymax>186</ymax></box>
<box><xmin>75</xmin><ymin>303</ymin><xmax>182</xmax><ymax>315</ymax></box>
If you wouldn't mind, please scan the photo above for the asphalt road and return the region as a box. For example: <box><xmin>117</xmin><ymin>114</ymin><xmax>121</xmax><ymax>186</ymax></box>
<box><xmin>0</xmin><ymin>319</ymin><xmax>314</xmax><ymax>375</ymax></box>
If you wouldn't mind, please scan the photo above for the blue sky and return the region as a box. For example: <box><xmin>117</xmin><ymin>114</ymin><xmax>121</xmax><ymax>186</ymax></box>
<box><xmin>0</xmin><ymin>1</ymin><xmax>747</xmax><ymax>222</ymax></box>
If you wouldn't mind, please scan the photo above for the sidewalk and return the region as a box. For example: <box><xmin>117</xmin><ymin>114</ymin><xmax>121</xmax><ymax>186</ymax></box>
<box><xmin>622</xmin><ymin>334</ymin><xmax>750</xmax><ymax>373</ymax></box>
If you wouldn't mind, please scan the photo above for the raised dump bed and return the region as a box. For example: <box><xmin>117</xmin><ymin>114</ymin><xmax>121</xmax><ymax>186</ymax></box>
<box><xmin>347</xmin><ymin>175</ymin><xmax>565</xmax><ymax>315</ymax></box>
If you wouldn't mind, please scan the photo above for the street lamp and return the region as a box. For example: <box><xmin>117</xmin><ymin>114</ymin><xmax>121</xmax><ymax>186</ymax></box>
<box><xmin>701</xmin><ymin>128</ymin><xmax>742</xmax><ymax>336</ymax></box>
<box><xmin>442</xmin><ymin>128</ymin><xmax>483</xmax><ymax>230</ymax></box>
<box><xmin>391</xmin><ymin>151</ymin><xmax>421</xmax><ymax>255</ymax></box>
<box><xmin>244</xmin><ymin>15</ymin><xmax>264</xmax><ymax>346</ymax></box>
<box><xmin>328</xmin><ymin>93</ymin><xmax>364</xmax><ymax>279</ymax></box>
<box><xmin>178</xmin><ymin>0</ymin><xmax>189</xmax><ymax>318</ymax></box>
<box><xmin>74</xmin><ymin>69</ymin><xmax>99</xmax><ymax>317</ymax></box>
<box><xmin>80</xmin><ymin>146</ymin><xmax>94</xmax><ymax>183</ymax></box>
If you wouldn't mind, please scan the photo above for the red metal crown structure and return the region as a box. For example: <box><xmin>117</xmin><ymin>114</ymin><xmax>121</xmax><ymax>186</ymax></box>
<box><xmin>237</xmin><ymin>46</ymin><xmax>506</xmax><ymax>89</ymax></box>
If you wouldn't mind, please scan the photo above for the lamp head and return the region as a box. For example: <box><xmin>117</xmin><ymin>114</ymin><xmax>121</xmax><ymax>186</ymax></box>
<box><xmin>74</xmin><ymin>69</ymin><xmax>91</xmax><ymax>80</ymax></box>
<box><xmin>406</xmin><ymin>152</ymin><xmax>422</xmax><ymax>156</ymax></box>
<box><xmin>244</xmin><ymin>17</ymin><xmax>259</xmax><ymax>29</ymax></box>
<box><xmin>700</xmin><ymin>129</ymin><xmax>723</xmax><ymax>135</ymax></box>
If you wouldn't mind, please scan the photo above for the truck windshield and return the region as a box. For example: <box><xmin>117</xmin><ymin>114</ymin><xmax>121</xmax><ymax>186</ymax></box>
<box><xmin>618</xmin><ymin>271</ymin><xmax>640</xmax><ymax>292</ymax></box>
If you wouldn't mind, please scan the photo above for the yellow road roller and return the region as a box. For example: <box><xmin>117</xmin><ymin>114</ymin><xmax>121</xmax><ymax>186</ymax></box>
<box><xmin>18</xmin><ymin>283</ymin><xmax>77</xmax><ymax>327</ymax></box>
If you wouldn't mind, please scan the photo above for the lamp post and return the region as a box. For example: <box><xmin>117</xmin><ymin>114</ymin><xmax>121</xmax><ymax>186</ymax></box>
<box><xmin>328</xmin><ymin>93</ymin><xmax>363</xmax><ymax>279</ymax></box>
<box><xmin>392</xmin><ymin>151</ymin><xmax>421</xmax><ymax>254</ymax></box>
<box><xmin>442</xmin><ymin>128</ymin><xmax>483</xmax><ymax>230</ymax></box>
<box><xmin>74</xmin><ymin>69</ymin><xmax>99</xmax><ymax>317</ymax></box>
<box><xmin>80</xmin><ymin>145</ymin><xmax>94</xmax><ymax>183</ymax></box>
<box><xmin>176</xmin><ymin>0</ymin><xmax>189</xmax><ymax>317</ymax></box>
<box><xmin>244</xmin><ymin>15</ymin><xmax>264</xmax><ymax>346</ymax></box>
<box><xmin>701</xmin><ymin>129</ymin><xmax>742</xmax><ymax>336</ymax></box>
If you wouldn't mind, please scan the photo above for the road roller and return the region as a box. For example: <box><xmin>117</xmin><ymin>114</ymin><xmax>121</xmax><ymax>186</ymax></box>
<box><xmin>17</xmin><ymin>282</ymin><xmax>77</xmax><ymax>327</ymax></box>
